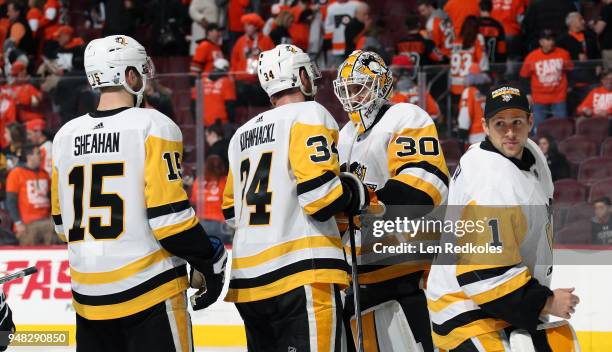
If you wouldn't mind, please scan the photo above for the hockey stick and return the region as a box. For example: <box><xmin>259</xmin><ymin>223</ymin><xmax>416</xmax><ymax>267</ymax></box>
<box><xmin>348</xmin><ymin>215</ymin><xmax>364</xmax><ymax>352</ymax></box>
<box><xmin>0</xmin><ymin>266</ymin><xmax>37</xmax><ymax>285</ymax></box>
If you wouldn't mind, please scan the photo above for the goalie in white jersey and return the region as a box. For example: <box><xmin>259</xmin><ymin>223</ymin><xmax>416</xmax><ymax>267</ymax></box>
<box><xmin>426</xmin><ymin>85</ymin><xmax>580</xmax><ymax>352</ymax></box>
<box><xmin>51</xmin><ymin>35</ymin><xmax>227</xmax><ymax>352</ymax></box>
<box><xmin>222</xmin><ymin>44</ymin><xmax>369</xmax><ymax>351</ymax></box>
<box><xmin>333</xmin><ymin>50</ymin><xmax>449</xmax><ymax>351</ymax></box>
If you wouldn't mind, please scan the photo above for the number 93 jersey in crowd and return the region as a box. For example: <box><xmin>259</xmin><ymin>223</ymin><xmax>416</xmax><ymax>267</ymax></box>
<box><xmin>222</xmin><ymin>101</ymin><xmax>350</xmax><ymax>303</ymax></box>
<box><xmin>51</xmin><ymin>107</ymin><xmax>195</xmax><ymax>320</ymax></box>
<box><xmin>338</xmin><ymin>103</ymin><xmax>449</xmax><ymax>284</ymax></box>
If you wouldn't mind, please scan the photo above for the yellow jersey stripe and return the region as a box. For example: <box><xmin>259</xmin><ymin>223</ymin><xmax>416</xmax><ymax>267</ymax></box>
<box><xmin>153</xmin><ymin>216</ymin><xmax>199</xmax><ymax>241</ymax></box>
<box><xmin>427</xmin><ymin>291</ymin><xmax>471</xmax><ymax>313</ymax></box>
<box><xmin>432</xmin><ymin>318</ymin><xmax>510</xmax><ymax>350</ymax></box>
<box><xmin>70</xmin><ymin>249</ymin><xmax>173</xmax><ymax>285</ymax></box>
<box><xmin>72</xmin><ymin>276</ymin><xmax>189</xmax><ymax>320</ymax></box>
<box><xmin>225</xmin><ymin>269</ymin><xmax>349</xmax><ymax>303</ymax></box>
<box><xmin>232</xmin><ymin>235</ymin><xmax>343</xmax><ymax>269</ymax></box>
<box><xmin>358</xmin><ymin>263</ymin><xmax>429</xmax><ymax>284</ymax></box>
<box><xmin>394</xmin><ymin>173</ymin><xmax>442</xmax><ymax>205</ymax></box>
<box><xmin>469</xmin><ymin>270</ymin><xmax>532</xmax><ymax>305</ymax></box>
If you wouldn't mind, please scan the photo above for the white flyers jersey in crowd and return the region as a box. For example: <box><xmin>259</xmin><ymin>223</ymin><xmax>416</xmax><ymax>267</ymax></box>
<box><xmin>426</xmin><ymin>138</ymin><xmax>554</xmax><ymax>350</ymax></box>
<box><xmin>51</xmin><ymin>107</ymin><xmax>195</xmax><ymax>320</ymax></box>
<box><xmin>338</xmin><ymin>103</ymin><xmax>449</xmax><ymax>284</ymax></box>
<box><xmin>324</xmin><ymin>0</ymin><xmax>360</xmax><ymax>56</ymax></box>
<box><xmin>222</xmin><ymin>101</ymin><xmax>350</xmax><ymax>303</ymax></box>
<box><xmin>39</xmin><ymin>139</ymin><xmax>52</xmax><ymax>176</ymax></box>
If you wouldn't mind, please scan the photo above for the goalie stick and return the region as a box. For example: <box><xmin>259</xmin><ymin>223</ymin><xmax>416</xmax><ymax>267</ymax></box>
<box><xmin>0</xmin><ymin>266</ymin><xmax>37</xmax><ymax>285</ymax></box>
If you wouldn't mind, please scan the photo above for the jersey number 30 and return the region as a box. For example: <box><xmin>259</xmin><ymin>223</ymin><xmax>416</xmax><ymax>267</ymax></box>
<box><xmin>68</xmin><ymin>163</ymin><xmax>124</xmax><ymax>242</ymax></box>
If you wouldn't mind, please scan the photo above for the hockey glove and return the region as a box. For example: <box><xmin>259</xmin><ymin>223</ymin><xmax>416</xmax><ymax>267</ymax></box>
<box><xmin>339</xmin><ymin>172</ymin><xmax>369</xmax><ymax>216</ymax></box>
<box><xmin>0</xmin><ymin>291</ymin><xmax>15</xmax><ymax>352</ymax></box>
<box><xmin>189</xmin><ymin>236</ymin><xmax>228</xmax><ymax>311</ymax></box>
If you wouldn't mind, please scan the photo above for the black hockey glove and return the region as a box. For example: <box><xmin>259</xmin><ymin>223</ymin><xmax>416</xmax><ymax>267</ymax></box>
<box><xmin>189</xmin><ymin>236</ymin><xmax>228</xmax><ymax>311</ymax></box>
<box><xmin>339</xmin><ymin>172</ymin><xmax>369</xmax><ymax>216</ymax></box>
<box><xmin>0</xmin><ymin>291</ymin><xmax>15</xmax><ymax>352</ymax></box>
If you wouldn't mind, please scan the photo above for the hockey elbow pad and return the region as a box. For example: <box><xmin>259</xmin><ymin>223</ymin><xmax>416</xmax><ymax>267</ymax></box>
<box><xmin>189</xmin><ymin>236</ymin><xmax>228</xmax><ymax>311</ymax></box>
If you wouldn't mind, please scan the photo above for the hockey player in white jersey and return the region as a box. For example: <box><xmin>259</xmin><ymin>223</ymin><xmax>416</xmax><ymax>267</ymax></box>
<box><xmin>51</xmin><ymin>35</ymin><xmax>227</xmax><ymax>352</ymax></box>
<box><xmin>334</xmin><ymin>50</ymin><xmax>449</xmax><ymax>351</ymax></box>
<box><xmin>222</xmin><ymin>44</ymin><xmax>369</xmax><ymax>351</ymax></box>
<box><xmin>0</xmin><ymin>291</ymin><xmax>14</xmax><ymax>351</ymax></box>
<box><xmin>426</xmin><ymin>85</ymin><xmax>581</xmax><ymax>351</ymax></box>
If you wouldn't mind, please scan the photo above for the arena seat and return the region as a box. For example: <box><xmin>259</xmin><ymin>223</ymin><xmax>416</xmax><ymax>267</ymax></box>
<box><xmin>601</xmin><ymin>137</ymin><xmax>612</xmax><ymax>157</ymax></box>
<box><xmin>564</xmin><ymin>202</ymin><xmax>594</xmax><ymax>224</ymax></box>
<box><xmin>536</xmin><ymin>118</ymin><xmax>574</xmax><ymax>141</ymax></box>
<box><xmin>576</xmin><ymin>118</ymin><xmax>609</xmax><ymax>143</ymax></box>
<box><xmin>578</xmin><ymin>157</ymin><xmax>612</xmax><ymax>185</ymax></box>
<box><xmin>558</xmin><ymin>135</ymin><xmax>598</xmax><ymax>163</ymax></box>
<box><xmin>588</xmin><ymin>177</ymin><xmax>612</xmax><ymax>203</ymax></box>
<box><xmin>555</xmin><ymin>219</ymin><xmax>592</xmax><ymax>244</ymax></box>
<box><xmin>553</xmin><ymin>178</ymin><xmax>587</xmax><ymax>205</ymax></box>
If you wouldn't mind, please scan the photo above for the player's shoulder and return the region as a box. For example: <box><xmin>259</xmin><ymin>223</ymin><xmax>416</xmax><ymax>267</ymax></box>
<box><xmin>290</xmin><ymin>101</ymin><xmax>338</xmax><ymax>128</ymax></box>
<box><xmin>379</xmin><ymin>102</ymin><xmax>436</xmax><ymax>131</ymax></box>
<box><xmin>136</xmin><ymin>108</ymin><xmax>182</xmax><ymax>141</ymax></box>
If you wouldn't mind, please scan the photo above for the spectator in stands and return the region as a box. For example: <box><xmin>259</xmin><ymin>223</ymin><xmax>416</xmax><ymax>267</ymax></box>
<box><xmin>558</xmin><ymin>12</ymin><xmax>601</xmax><ymax>113</ymax></box>
<box><xmin>150</xmin><ymin>0</ymin><xmax>189</xmax><ymax>56</ymax></box>
<box><xmin>450</xmin><ymin>16</ymin><xmax>489</xmax><ymax>97</ymax></box>
<box><xmin>6</xmin><ymin>61</ymin><xmax>43</xmax><ymax>122</ymax></box>
<box><xmin>0</xmin><ymin>92</ymin><xmax>17</xmax><ymax>145</ymax></box>
<box><xmin>417</xmin><ymin>0</ymin><xmax>454</xmax><ymax>57</ymax></box>
<box><xmin>26</xmin><ymin>0</ymin><xmax>42</xmax><ymax>39</ymax></box>
<box><xmin>53</xmin><ymin>25</ymin><xmax>85</xmax><ymax>73</ymax></box>
<box><xmin>592</xmin><ymin>197</ymin><xmax>612</xmax><ymax>244</ymax></box>
<box><xmin>190</xmin><ymin>154</ymin><xmax>232</xmax><ymax>243</ymax></box>
<box><xmin>55</xmin><ymin>50</ymin><xmax>94</xmax><ymax>124</ymax></box>
<box><xmin>537</xmin><ymin>134</ymin><xmax>570</xmax><ymax>181</ymax></box>
<box><xmin>520</xmin><ymin>29</ymin><xmax>573</xmax><ymax>130</ymax></box>
<box><xmin>231</xmin><ymin>13</ymin><xmax>274</xmax><ymax>106</ymax></box>
<box><xmin>288</xmin><ymin>0</ymin><xmax>313</xmax><ymax>51</ymax></box>
<box><xmin>39</xmin><ymin>0</ymin><xmax>61</xmax><ymax>41</ymax></box>
<box><xmin>191</xmin><ymin>23</ymin><xmax>224</xmax><ymax>74</ymax></box>
<box><xmin>344</xmin><ymin>1</ymin><xmax>372</xmax><ymax>56</ymax></box>
<box><xmin>203</xmin><ymin>58</ymin><xmax>235</xmax><ymax>127</ymax></box>
<box><xmin>458</xmin><ymin>64</ymin><xmax>490</xmax><ymax>145</ymax></box>
<box><xmin>227</xmin><ymin>0</ymin><xmax>250</xmax><ymax>52</ymax></box>
<box><xmin>189</xmin><ymin>0</ymin><xmax>221</xmax><ymax>55</ymax></box>
<box><xmin>396</xmin><ymin>14</ymin><xmax>445</xmax><ymax>70</ymax></box>
<box><xmin>324</xmin><ymin>0</ymin><xmax>359</xmax><ymax>68</ymax></box>
<box><xmin>522</xmin><ymin>0</ymin><xmax>577</xmax><ymax>51</ymax></box>
<box><xmin>206</xmin><ymin>120</ymin><xmax>229</xmax><ymax>169</ymax></box>
<box><xmin>593</xmin><ymin>0</ymin><xmax>612</xmax><ymax>69</ymax></box>
<box><xmin>24</xmin><ymin>119</ymin><xmax>51</xmax><ymax>176</ymax></box>
<box><xmin>444</xmin><ymin>0</ymin><xmax>479</xmax><ymax>37</ymax></box>
<box><xmin>4</xmin><ymin>123</ymin><xmax>25</xmax><ymax>170</ymax></box>
<box><xmin>269</xmin><ymin>10</ymin><xmax>294</xmax><ymax>45</ymax></box>
<box><xmin>390</xmin><ymin>55</ymin><xmax>441</xmax><ymax>120</ymax></box>
<box><xmin>144</xmin><ymin>80</ymin><xmax>175</xmax><ymax>120</ymax></box>
<box><xmin>263</xmin><ymin>3</ymin><xmax>284</xmax><ymax>36</ymax></box>
<box><xmin>577</xmin><ymin>69</ymin><xmax>612</xmax><ymax>118</ymax></box>
<box><xmin>6</xmin><ymin>1</ymin><xmax>35</xmax><ymax>61</ymax></box>
<box><xmin>5</xmin><ymin>144</ymin><xmax>54</xmax><ymax>245</ymax></box>
<box><xmin>478</xmin><ymin>0</ymin><xmax>506</xmax><ymax>64</ymax></box>
<box><xmin>491</xmin><ymin>0</ymin><xmax>526</xmax><ymax>66</ymax></box>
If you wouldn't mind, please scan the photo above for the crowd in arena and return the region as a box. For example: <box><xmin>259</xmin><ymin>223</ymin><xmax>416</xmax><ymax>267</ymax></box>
<box><xmin>0</xmin><ymin>0</ymin><xmax>609</xmax><ymax>247</ymax></box>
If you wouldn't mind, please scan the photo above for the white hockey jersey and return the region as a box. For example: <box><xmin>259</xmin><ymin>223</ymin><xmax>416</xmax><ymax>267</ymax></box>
<box><xmin>324</xmin><ymin>0</ymin><xmax>360</xmax><ymax>56</ymax></box>
<box><xmin>222</xmin><ymin>101</ymin><xmax>350</xmax><ymax>303</ymax></box>
<box><xmin>426</xmin><ymin>138</ymin><xmax>554</xmax><ymax>350</ymax></box>
<box><xmin>51</xmin><ymin>107</ymin><xmax>196</xmax><ymax>320</ymax></box>
<box><xmin>338</xmin><ymin>103</ymin><xmax>449</xmax><ymax>284</ymax></box>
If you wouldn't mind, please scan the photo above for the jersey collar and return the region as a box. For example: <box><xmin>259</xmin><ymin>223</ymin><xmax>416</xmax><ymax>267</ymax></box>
<box><xmin>480</xmin><ymin>137</ymin><xmax>536</xmax><ymax>171</ymax></box>
<box><xmin>90</xmin><ymin>106</ymin><xmax>132</xmax><ymax>118</ymax></box>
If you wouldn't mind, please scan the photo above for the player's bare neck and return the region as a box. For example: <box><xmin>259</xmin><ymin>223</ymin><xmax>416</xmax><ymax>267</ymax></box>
<box><xmin>272</xmin><ymin>91</ymin><xmax>305</xmax><ymax>107</ymax></box>
<box><xmin>97</xmin><ymin>90</ymin><xmax>135</xmax><ymax>111</ymax></box>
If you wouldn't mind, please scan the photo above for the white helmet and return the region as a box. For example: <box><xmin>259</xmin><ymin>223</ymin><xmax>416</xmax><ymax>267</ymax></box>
<box><xmin>333</xmin><ymin>50</ymin><xmax>393</xmax><ymax>133</ymax></box>
<box><xmin>84</xmin><ymin>35</ymin><xmax>154</xmax><ymax>106</ymax></box>
<box><xmin>258</xmin><ymin>44</ymin><xmax>321</xmax><ymax>98</ymax></box>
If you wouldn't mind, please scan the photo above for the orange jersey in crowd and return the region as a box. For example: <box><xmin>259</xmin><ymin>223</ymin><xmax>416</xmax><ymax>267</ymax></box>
<box><xmin>450</xmin><ymin>35</ymin><xmax>489</xmax><ymax>95</ymax></box>
<box><xmin>190</xmin><ymin>40</ymin><xmax>224</xmax><ymax>73</ymax></box>
<box><xmin>228</xmin><ymin>0</ymin><xmax>250</xmax><ymax>32</ymax></box>
<box><xmin>444</xmin><ymin>0</ymin><xmax>480</xmax><ymax>36</ymax></box>
<box><xmin>520</xmin><ymin>47</ymin><xmax>573</xmax><ymax>104</ymax></box>
<box><xmin>203</xmin><ymin>76</ymin><xmax>236</xmax><ymax>126</ymax></box>
<box><xmin>6</xmin><ymin>166</ymin><xmax>50</xmax><ymax>224</ymax></box>
<box><xmin>231</xmin><ymin>33</ymin><xmax>275</xmax><ymax>81</ymax></box>
<box><xmin>5</xmin><ymin>83</ymin><xmax>43</xmax><ymax>122</ymax></box>
<box><xmin>391</xmin><ymin>88</ymin><xmax>440</xmax><ymax>120</ymax></box>
<box><xmin>426</xmin><ymin>15</ymin><xmax>455</xmax><ymax>57</ymax></box>
<box><xmin>577</xmin><ymin>86</ymin><xmax>612</xmax><ymax>116</ymax></box>
<box><xmin>458</xmin><ymin>86</ymin><xmax>486</xmax><ymax>142</ymax></box>
<box><xmin>289</xmin><ymin>6</ymin><xmax>310</xmax><ymax>51</ymax></box>
<box><xmin>491</xmin><ymin>0</ymin><xmax>527</xmax><ymax>37</ymax></box>
<box><xmin>191</xmin><ymin>176</ymin><xmax>227</xmax><ymax>222</ymax></box>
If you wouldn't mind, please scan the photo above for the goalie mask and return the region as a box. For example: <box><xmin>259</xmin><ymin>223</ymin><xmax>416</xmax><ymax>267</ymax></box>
<box><xmin>333</xmin><ymin>50</ymin><xmax>393</xmax><ymax>133</ymax></box>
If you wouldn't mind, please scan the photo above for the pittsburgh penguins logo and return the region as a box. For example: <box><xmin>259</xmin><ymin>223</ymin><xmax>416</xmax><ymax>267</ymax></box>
<box><xmin>115</xmin><ymin>37</ymin><xmax>128</xmax><ymax>46</ymax></box>
<box><xmin>359</xmin><ymin>54</ymin><xmax>387</xmax><ymax>76</ymax></box>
